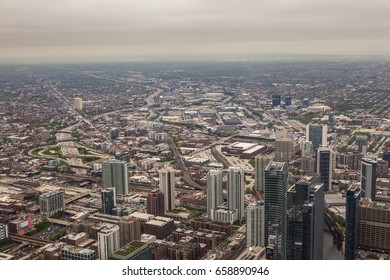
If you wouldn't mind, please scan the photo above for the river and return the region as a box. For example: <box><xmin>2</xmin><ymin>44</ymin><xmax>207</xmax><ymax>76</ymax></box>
<box><xmin>323</xmin><ymin>230</ymin><xmax>343</xmax><ymax>260</ymax></box>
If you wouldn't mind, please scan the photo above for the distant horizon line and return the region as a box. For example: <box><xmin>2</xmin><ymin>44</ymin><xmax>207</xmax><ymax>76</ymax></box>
<box><xmin>0</xmin><ymin>52</ymin><xmax>389</xmax><ymax>65</ymax></box>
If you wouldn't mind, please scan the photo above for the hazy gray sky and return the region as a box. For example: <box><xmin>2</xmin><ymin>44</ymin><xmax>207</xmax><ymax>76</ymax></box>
<box><xmin>1</xmin><ymin>0</ymin><xmax>389</xmax><ymax>58</ymax></box>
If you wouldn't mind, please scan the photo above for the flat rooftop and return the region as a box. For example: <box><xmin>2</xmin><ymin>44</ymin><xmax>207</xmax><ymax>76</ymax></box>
<box><xmin>325</xmin><ymin>193</ymin><xmax>346</xmax><ymax>206</ymax></box>
<box><xmin>266</xmin><ymin>161</ymin><xmax>286</xmax><ymax>171</ymax></box>
<box><xmin>62</xmin><ymin>245</ymin><xmax>95</xmax><ymax>255</ymax></box>
<box><xmin>229</xmin><ymin>142</ymin><xmax>257</xmax><ymax>150</ymax></box>
<box><xmin>114</xmin><ymin>241</ymin><xmax>146</xmax><ymax>257</ymax></box>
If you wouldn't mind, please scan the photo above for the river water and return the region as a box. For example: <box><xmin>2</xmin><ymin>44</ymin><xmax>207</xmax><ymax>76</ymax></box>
<box><xmin>323</xmin><ymin>230</ymin><xmax>343</xmax><ymax>260</ymax></box>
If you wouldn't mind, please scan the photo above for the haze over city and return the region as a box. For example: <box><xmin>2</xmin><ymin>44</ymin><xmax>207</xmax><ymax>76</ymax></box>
<box><xmin>1</xmin><ymin>0</ymin><xmax>390</xmax><ymax>62</ymax></box>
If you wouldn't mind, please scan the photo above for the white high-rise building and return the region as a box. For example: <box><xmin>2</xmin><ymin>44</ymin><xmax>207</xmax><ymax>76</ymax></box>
<box><xmin>211</xmin><ymin>207</ymin><xmax>238</xmax><ymax>224</ymax></box>
<box><xmin>361</xmin><ymin>157</ymin><xmax>377</xmax><ymax>200</ymax></box>
<box><xmin>227</xmin><ymin>166</ymin><xmax>245</xmax><ymax>219</ymax></box>
<box><xmin>159</xmin><ymin>167</ymin><xmax>176</xmax><ymax>213</ymax></box>
<box><xmin>102</xmin><ymin>159</ymin><xmax>129</xmax><ymax>195</ymax></box>
<box><xmin>246</xmin><ymin>201</ymin><xmax>265</xmax><ymax>248</ymax></box>
<box><xmin>255</xmin><ymin>155</ymin><xmax>272</xmax><ymax>193</ymax></box>
<box><xmin>206</xmin><ymin>170</ymin><xmax>223</xmax><ymax>218</ymax></box>
<box><xmin>98</xmin><ymin>225</ymin><xmax>120</xmax><ymax>260</ymax></box>
<box><xmin>74</xmin><ymin>97</ymin><xmax>83</xmax><ymax>110</ymax></box>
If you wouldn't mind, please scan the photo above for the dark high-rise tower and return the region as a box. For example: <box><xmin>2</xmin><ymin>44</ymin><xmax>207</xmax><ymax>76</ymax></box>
<box><xmin>345</xmin><ymin>183</ymin><xmax>361</xmax><ymax>260</ymax></box>
<box><xmin>272</xmin><ymin>94</ymin><xmax>281</xmax><ymax>107</ymax></box>
<box><xmin>147</xmin><ymin>189</ymin><xmax>165</xmax><ymax>216</ymax></box>
<box><xmin>264</xmin><ymin>161</ymin><xmax>288</xmax><ymax>260</ymax></box>
<box><xmin>286</xmin><ymin>175</ymin><xmax>324</xmax><ymax>260</ymax></box>
<box><xmin>307</xmin><ymin>124</ymin><xmax>327</xmax><ymax>150</ymax></box>
<box><xmin>317</xmin><ymin>146</ymin><xmax>332</xmax><ymax>192</ymax></box>
<box><xmin>284</xmin><ymin>96</ymin><xmax>292</xmax><ymax>106</ymax></box>
<box><xmin>101</xmin><ymin>188</ymin><xmax>116</xmax><ymax>215</ymax></box>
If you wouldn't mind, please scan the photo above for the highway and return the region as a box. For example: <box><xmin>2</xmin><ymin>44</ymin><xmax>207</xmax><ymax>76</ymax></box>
<box><xmin>9</xmin><ymin>233</ymin><xmax>51</xmax><ymax>247</ymax></box>
<box><xmin>167</xmin><ymin>134</ymin><xmax>206</xmax><ymax>190</ymax></box>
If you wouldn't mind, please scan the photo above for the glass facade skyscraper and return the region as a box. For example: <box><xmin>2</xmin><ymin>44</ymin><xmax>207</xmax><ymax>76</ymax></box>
<box><xmin>264</xmin><ymin>161</ymin><xmax>288</xmax><ymax>260</ymax></box>
<box><xmin>287</xmin><ymin>175</ymin><xmax>324</xmax><ymax>260</ymax></box>
<box><xmin>272</xmin><ymin>94</ymin><xmax>281</xmax><ymax>107</ymax></box>
<box><xmin>101</xmin><ymin>188</ymin><xmax>116</xmax><ymax>215</ymax></box>
<box><xmin>102</xmin><ymin>159</ymin><xmax>129</xmax><ymax>195</ymax></box>
<box><xmin>345</xmin><ymin>183</ymin><xmax>361</xmax><ymax>260</ymax></box>
<box><xmin>317</xmin><ymin>146</ymin><xmax>332</xmax><ymax>192</ymax></box>
<box><xmin>307</xmin><ymin>124</ymin><xmax>327</xmax><ymax>150</ymax></box>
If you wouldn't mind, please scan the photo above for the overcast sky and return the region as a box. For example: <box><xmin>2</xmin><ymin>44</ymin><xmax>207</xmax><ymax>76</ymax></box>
<box><xmin>1</xmin><ymin>0</ymin><xmax>389</xmax><ymax>59</ymax></box>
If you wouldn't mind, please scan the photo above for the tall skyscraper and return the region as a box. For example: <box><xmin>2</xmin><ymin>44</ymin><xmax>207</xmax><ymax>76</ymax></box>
<box><xmin>355</xmin><ymin>135</ymin><xmax>368</xmax><ymax>154</ymax></box>
<box><xmin>246</xmin><ymin>201</ymin><xmax>265</xmax><ymax>248</ymax></box>
<box><xmin>306</xmin><ymin>124</ymin><xmax>327</xmax><ymax>150</ymax></box>
<box><xmin>361</xmin><ymin>157</ymin><xmax>377</xmax><ymax>200</ymax></box>
<box><xmin>119</xmin><ymin>216</ymin><xmax>141</xmax><ymax>247</ymax></box>
<box><xmin>147</xmin><ymin>189</ymin><xmax>165</xmax><ymax>216</ymax></box>
<box><xmin>286</xmin><ymin>175</ymin><xmax>324</xmax><ymax>260</ymax></box>
<box><xmin>227</xmin><ymin>166</ymin><xmax>245</xmax><ymax>219</ymax></box>
<box><xmin>74</xmin><ymin>97</ymin><xmax>83</xmax><ymax>110</ymax></box>
<box><xmin>302</xmin><ymin>141</ymin><xmax>313</xmax><ymax>157</ymax></box>
<box><xmin>345</xmin><ymin>183</ymin><xmax>361</xmax><ymax>260</ymax></box>
<box><xmin>317</xmin><ymin>146</ymin><xmax>332</xmax><ymax>192</ymax></box>
<box><xmin>264</xmin><ymin>161</ymin><xmax>288</xmax><ymax>260</ymax></box>
<box><xmin>255</xmin><ymin>155</ymin><xmax>272</xmax><ymax>193</ymax></box>
<box><xmin>98</xmin><ymin>225</ymin><xmax>120</xmax><ymax>260</ymax></box>
<box><xmin>39</xmin><ymin>190</ymin><xmax>65</xmax><ymax>217</ymax></box>
<box><xmin>272</xmin><ymin>94</ymin><xmax>281</xmax><ymax>107</ymax></box>
<box><xmin>206</xmin><ymin>170</ymin><xmax>223</xmax><ymax>218</ymax></box>
<box><xmin>102</xmin><ymin>159</ymin><xmax>129</xmax><ymax>195</ymax></box>
<box><xmin>274</xmin><ymin>138</ymin><xmax>294</xmax><ymax>162</ymax></box>
<box><xmin>101</xmin><ymin>188</ymin><xmax>116</xmax><ymax>215</ymax></box>
<box><xmin>159</xmin><ymin>167</ymin><xmax>176</xmax><ymax>213</ymax></box>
